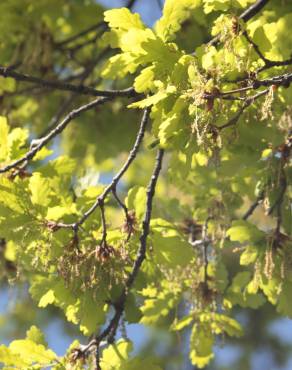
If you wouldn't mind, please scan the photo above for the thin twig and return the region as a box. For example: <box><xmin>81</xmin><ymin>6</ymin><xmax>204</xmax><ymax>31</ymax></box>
<box><xmin>218</xmin><ymin>104</ymin><xmax>248</xmax><ymax>130</ymax></box>
<box><xmin>39</xmin><ymin>94</ymin><xmax>77</xmax><ymax>138</ymax></box>
<box><xmin>219</xmin><ymin>72</ymin><xmax>292</xmax><ymax>98</ymax></box>
<box><xmin>99</xmin><ymin>200</ymin><xmax>107</xmax><ymax>246</ymax></box>
<box><xmin>56</xmin><ymin>22</ymin><xmax>106</xmax><ymax>47</ymax></box>
<box><xmin>218</xmin><ymin>88</ymin><xmax>269</xmax><ymax>130</ymax></box>
<box><xmin>243</xmin><ymin>30</ymin><xmax>268</xmax><ymax>62</ymax></box>
<box><xmin>112</xmin><ymin>188</ymin><xmax>129</xmax><ymax>220</ymax></box>
<box><xmin>63</xmin><ymin>28</ymin><xmax>105</xmax><ymax>56</ymax></box>
<box><xmin>243</xmin><ymin>30</ymin><xmax>292</xmax><ymax>72</ymax></box>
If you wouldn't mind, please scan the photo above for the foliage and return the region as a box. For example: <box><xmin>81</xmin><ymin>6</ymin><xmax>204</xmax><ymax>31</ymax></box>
<box><xmin>0</xmin><ymin>0</ymin><xmax>291</xmax><ymax>369</ymax></box>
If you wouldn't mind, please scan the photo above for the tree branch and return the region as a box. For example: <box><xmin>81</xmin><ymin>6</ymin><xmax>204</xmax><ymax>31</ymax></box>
<box><xmin>204</xmin><ymin>73</ymin><xmax>292</xmax><ymax>106</ymax></box>
<box><xmin>126</xmin><ymin>0</ymin><xmax>138</xmax><ymax>8</ymax></box>
<box><xmin>79</xmin><ymin>148</ymin><xmax>164</xmax><ymax>353</ymax></box>
<box><xmin>56</xmin><ymin>22</ymin><xmax>106</xmax><ymax>47</ymax></box>
<box><xmin>239</xmin><ymin>0</ymin><xmax>269</xmax><ymax>22</ymax></box>
<box><xmin>56</xmin><ymin>108</ymin><xmax>151</xmax><ymax>230</ymax></box>
<box><xmin>242</xmin><ymin>192</ymin><xmax>264</xmax><ymax>220</ymax></box>
<box><xmin>0</xmin><ymin>66</ymin><xmax>137</xmax><ymax>98</ymax></box>
<box><xmin>254</xmin><ymin>73</ymin><xmax>292</xmax><ymax>88</ymax></box>
<box><xmin>218</xmin><ymin>88</ymin><xmax>269</xmax><ymax>130</ymax></box>
<box><xmin>242</xmin><ymin>30</ymin><xmax>292</xmax><ymax>72</ymax></box>
<box><xmin>0</xmin><ymin>97</ymin><xmax>111</xmax><ymax>174</ymax></box>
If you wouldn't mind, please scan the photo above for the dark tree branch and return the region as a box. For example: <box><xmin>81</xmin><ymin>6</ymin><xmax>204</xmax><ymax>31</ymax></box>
<box><xmin>106</xmin><ymin>148</ymin><xmax>164</xmax><ymax>343</ymax></box>
<box><xmin>239</xmin><ymin>0</ymin><xmax>269</xmax><ymax>22</ymax></box>
<box><xmin>126</xmin><ymin>0</ymin><xmax>138</xmax><ymax>8</ymax></box>
<box><xmin>243</xmin><ymin>30</ymin><xmax>292</xmax><ymax>72</ymax></box>
<box><xmin>56</xmin><ymin>108</ymin><xmax>151</xmax><ymax>230</ymax></box>
<box><xmin>0</xmin><ymin>66</ymin><xmax>137</xmax><ymax>98</ymax></box>
<box><xmin>79</xmin><ymin>148</ymin><xmax>164</xmax><ymax>353</ymax></box>
<box><xmin>218</xmin><ymin>104</ymin><xmax>249</xmax><ymax>130</ymax></box>
<box><xmin>156</xmin><ymin>0</ymin><xmax>164</xmax><ymax>11</ymax></box>
<box><xmin>254</xmin><ymin>73</ymin><xmax>292</xmax><ymax>88</ymax></box>
<box><xmin>258</xmin><ymin>57</ymin><xmax>292</xmax><ymax>72</ymax></box>
<box><xmin>267</xmin><ymin>172</ymin><xmax>287</xmax><ymax>217</ymax></box>
<box><xmin>243</xmin><ymin>30</ymin><xmax>267</xmax><ymax>61</ymax></box>
<box><xmin>0</xmin><ymin>97</ymin><xmax>111</xmax><ymax>174</ymax></box>
<box><xmin>242</xmin><ymin>192</ymin><xmax>264</xmax><ymax>220</ymax></box>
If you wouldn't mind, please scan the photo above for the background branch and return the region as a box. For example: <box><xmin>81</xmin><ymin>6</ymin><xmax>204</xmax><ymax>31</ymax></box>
<box><xmin>0</xmin><ymin>66</ymin><xmax>137</xmax><ymax>98</ymax></box>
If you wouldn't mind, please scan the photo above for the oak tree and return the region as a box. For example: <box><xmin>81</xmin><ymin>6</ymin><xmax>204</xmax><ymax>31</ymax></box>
<box><xmin>0</xmin><ymin>0</ymin><xmax>291</xmax><ymax>369</ymax></box>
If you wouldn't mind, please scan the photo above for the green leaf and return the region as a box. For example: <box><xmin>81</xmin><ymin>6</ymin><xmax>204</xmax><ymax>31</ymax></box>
<box><xmin>128</xmin><ymin>91</ymin><xmax>168</xmax><ymax>109</ymax></box>
<box><xmin>77</xmin><ymin>292</ymin><xmax>107</xmax><ymax>336</ymax></box>
<box><xmin>8</xmin><ymin>127</ymin><xmax>28</xmax><ymax>159</ymax></box>
<box><xmin>126</xmin><ymin>186</ymin><xmax>146</xmax><ymax>220</ymax></box>
<box><xmin>0</xmin><ymin>116</ymin><xmax>9</xmax><ymax>160</ymax></box>
<box><xmin>227</xmin><ymin>272</ymin><xmax>265</xmax><ymax>309</ymax></box>
<box><xmin>101</xmin><ymin>339</ymin><xmax>133</xmax><ymax>370</ymax></box>
<box><xmin>0</xmin><ymin>178</ymin><xmax>25</xmax><ymax>213</ymax></box>
<box><xmin>38</xmin><ymin>289</ymin><xmax>55</xmax><ymax>308</ymax></box>
<box><xmin>140</xmin><ymin>285</ymin><xmax>180</xmax><ymax>325</ymax></box>
<box><xmin>190</xmin><ymin>322</ymin><xmax>214</xmax><ymax>368</ymax></box>
<box><xmin>171</xmin><ymin>314</ymin><xmax>194</xmax><ymax>331</ymax></box>
<box><xmin>29</xmin><ymin>172</ymin><xmax>52</xmax><ymax>207</ymax></box>
<box><xmin>152</xmin><ymin>232</ymin><xmax>194</xmax><ymax>267</ymax></box>
<box><xmin>26</xmin><ymin>326</ymin><xmax>47</xmax><ymax>347</ymax></box>
<box><xmin>227</xmin><ymin>220</ymin><xmax>265</xmax><ymax>243</ymax></box>
<box><xmin>102</xmin><ymin>53</ymin><xmax>140</xmax><ymax>79</ymax></box>
<box><xmin>46</xmin><ymin>205</ymin><xmax>78</xmax><ymax>221</ymax></box>
<box><xmin>0</xmin><ymin>345</ymin><xmax>27</xmax><ymax>368</ymax></box>
<box><xmin>240</xmin><ymin>245</ymin><xmax>259</xmax><ymax>265</ymax></box>
<box><xmin>277</xmin><ymin>281</ymin><xmax>292</xmax><ymax>317</ymax></box>
<box><xmin>155</xmin><ymin>0</ymin><xmax>201</xmax><ymax>41</ymax></box>
<box><xmin>104</xmin><ymin>8</ymin><xmax>145</xmax><ymax>31</ymax></box>
<box><xmin>134</xmin><ymin>66</ymin><xmax>155</xmax><ymax>93</ymax></box>
<box><xmin>125</xmin><ymin>293</ymin><xmax>142</xmax><ymax>323</ymax></box>
<box><xmin>9</xmin><ymin>339</ymin><xmax>56</xmax><ymax>365</ymax></box>
<box><xmin>200</xmin><ymin>313</ymin><xmax>243</xmax><ymax>337</ymax></box>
